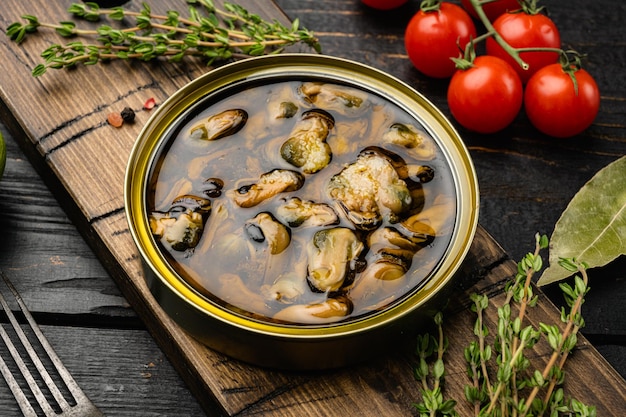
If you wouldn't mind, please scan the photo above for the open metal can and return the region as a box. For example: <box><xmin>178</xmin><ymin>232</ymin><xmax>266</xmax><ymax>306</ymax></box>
<box><xmin>125</xmin><ymin>54</ymin><xmax>479</xmax><ymax>370</ymax></box>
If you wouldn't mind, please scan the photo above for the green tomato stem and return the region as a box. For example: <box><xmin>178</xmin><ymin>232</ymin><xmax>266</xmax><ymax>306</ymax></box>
<box><xmin>420</xmin><ymin>0</ymin><xmax>441</xmax><ymax>13</ymax></box>
<box><xmin>468</xmin><ymin>0</ymin><xmax>529</xmax><ymax>70</ymax></box>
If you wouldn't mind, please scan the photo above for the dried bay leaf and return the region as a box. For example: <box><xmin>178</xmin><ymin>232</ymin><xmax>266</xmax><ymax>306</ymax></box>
<box><xmin>538</xmin><ymin>155</ymin><xmax>626</xmax><ymax>286</ymax></box>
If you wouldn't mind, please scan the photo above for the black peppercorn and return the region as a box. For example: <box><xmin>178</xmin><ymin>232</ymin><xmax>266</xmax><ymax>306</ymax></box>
<box><xmin>120</xmin><ymin>107</ymin><xmax>136</xmax><ymax>123</ymax></box>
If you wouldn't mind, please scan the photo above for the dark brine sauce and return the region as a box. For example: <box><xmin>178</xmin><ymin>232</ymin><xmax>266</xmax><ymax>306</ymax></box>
<box><xmin>147</xmin><ymin>79</ymin><xmax>457</xmax><ymax>326</ymax></box>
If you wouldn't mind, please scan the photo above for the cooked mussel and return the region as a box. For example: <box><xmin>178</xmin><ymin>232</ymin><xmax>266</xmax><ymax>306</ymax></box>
<box><xmin>170</xmin><ymin>194</ymin><xmax>212</xmax><ymax>214</ymax></box>
<box><xmin>397</xmin><ymin>217</ymin><xmax>437</xmax><ymax>242</ymax></box>
<box><xmin>367</xmin><ymin>227</ymin><xmax>424</xmax><ymax>267</ymax></box>
<box><xmin>267</xmin><ymin>84</ymin><xmax>299</xmax><ymax>121</ymax></box>
<box><xmin>399</xmin><ymin>194</ymin><xmax>455</xmax><ymax>239</ymax></box>
<box><xmin>262</xmin><ymin>271</ymin><xmax>308</xmax><ymax>304</ymax></box>
<box><xmin>275</xmin><ymin>197</ymin><xmax>339</xmax><ymax>228</ymax></box>
<box><xmin>346</xmin><ymin>227</ymin><xmax>426</xmax><ymax>307</ymax></box>
<box><xmin>382</xmin><ymin>123</ymin><xmax>436</xmax><ymax>160</ymax></box>
<box><xmin>272</xmin><ymin>101</ymin><xmax>299</xmax><ymax>119</ymax></box>
<box><xmin>280</xmin><ymin>109</ymin><xmax>335</xmax><ymax>174</ymax></box>
<box><xmin>201</xmin><ymin>177</ymin><xmax>225</xmax><ymax>198</ymax></box>
<box><xmin>404</xmin><ymin>165</ymin><xmax>435</xmax><ymax>184</ymax></box>
<box><xmin>189</xmin><ymin>109</ymin><xmax>248</xmax><ymax>141</ymax></box>
<box><xmin>149</xmin><ymin>195</ymin><xmax>211</xmax><ymax>251</ymax></box>
<box><xmin>244</xmin><ymin>212</ymin><xmax>291</xmax><ymax>255</ymax></box>
<box><xmin>339</xmin><ymin>206</ymin><xmax>382</xmax><ymax>231</ymax></box>
<box><xmin>362</xmin><ymin>261</ymin><xmax>407</xmax><ymax>281</ymax></box>
<box><xmin>298</xmin><ymin>82</ymin><xmax>367</xmax><ymax>116</ymax></box>
<box><xmin>272</xmin><ymin>295</ymin><xmax>353</xmax><ymax>324</ymax></box>
<box><xmin>348</xmin><ymin>260</ymin><xmax>407</xmax><ymax>310</ymax></box>
<box><xmin>307</xmin><ymin>227</ymin><xmax>364</xmax><ymax>293</ymax></box>
<box><xmin>232</xmin><ymin>169</ymin><xmax>305</xmax><ymax>208</ymax></box>
<box><xmin>327</xmin><ymin>148</ymin><xmax>412</xmax><ymax>230</ymax></box>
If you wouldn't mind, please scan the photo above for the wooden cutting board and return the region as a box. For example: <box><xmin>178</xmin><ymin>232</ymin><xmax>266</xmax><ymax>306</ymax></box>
<box><xmin>1</xmin><ymin>1</ymin><xmax>624</xmax><ymax>415</ymax></box>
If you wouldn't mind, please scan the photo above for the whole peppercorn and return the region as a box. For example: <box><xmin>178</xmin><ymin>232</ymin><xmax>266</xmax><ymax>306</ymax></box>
<box><xmin>107</xmin><ymin>112</ymin><xmax>123</xmax><ymax>128</ymax></box>
<box><xmin>121</xmin><ymin>107</ymin><xmax>136</xmax><ymax>123</ymax></box>
<box><xmin>143</xmin><ymin>97</ymin><xmax>157</xmax><ymax>110</ymax></box>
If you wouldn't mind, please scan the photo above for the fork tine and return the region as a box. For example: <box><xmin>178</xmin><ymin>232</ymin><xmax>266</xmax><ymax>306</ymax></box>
<box><xmin>0</xmin><ymin>277</ymin><xmax>59</xmax><ymax>416</ymax></box>
<box><xmin>0</xmin><ymin>271</ymin><xmax>105</xmax><ymax>416</ymax></box>
<box><xmin>0</xmin><ymin>272</ymin><xmax>72</xmax><ymax>410</ymax></box>
<box><xmin>0</xmin><ymin>345</ymin><xmax>39</xmax><ymax>416</ymax></box>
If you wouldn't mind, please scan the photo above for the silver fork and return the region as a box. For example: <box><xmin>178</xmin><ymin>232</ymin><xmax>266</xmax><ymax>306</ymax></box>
<box><xmin>0</xmin><ymin>271</ymin><xmax>105</xmax><ymax>416</ymax></box>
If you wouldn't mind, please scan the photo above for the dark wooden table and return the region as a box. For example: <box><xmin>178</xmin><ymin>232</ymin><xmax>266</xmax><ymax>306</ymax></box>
<box><xmin>0</xmin><ymin>0</ymin><xmax>624</xmax><ymax>415</ymax></box>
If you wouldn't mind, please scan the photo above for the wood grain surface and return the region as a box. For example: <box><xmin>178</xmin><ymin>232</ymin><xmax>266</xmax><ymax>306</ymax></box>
<box><xmin>0</xmin><ymin>0</ymin><xmax>624</xmax><ymax>416</ymax></box>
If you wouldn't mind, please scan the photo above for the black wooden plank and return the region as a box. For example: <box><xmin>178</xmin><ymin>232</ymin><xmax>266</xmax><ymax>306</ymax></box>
<box><xmin>0</xmin><ymin>325</ymin><xmax>205</xmax><ymax>416</ymax></box>
<box><xmin>0</xmin><ymin>125</ymin><xmax>133</xmax><ymax>318</ymax></box>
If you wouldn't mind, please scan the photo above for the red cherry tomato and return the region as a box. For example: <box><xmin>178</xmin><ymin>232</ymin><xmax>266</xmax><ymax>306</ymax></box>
<box><xmin>404</xmin><ymin>2</ymin><xmax>477</xmax><ymax>78</ymax></box>
<box><xmin>447</xmin><ymin>56</ymin><xmax>523</xmax><ymax>134</ymax></box>
<box><xmin>361</xmin><ymin>0</ymin><xmax>408</xmax><ymax>10</ymax></box>
<box><xmin>460</xmin><ymin>0</ymin><xmax>521</xmax><ymax>21</ymax></box>
<box><xmin>486</xmin><ymin>11</ymin><xmax>561</xmax><ymax>84</ymax></box>
<box><xmin>524</xmin><ymin>64</ymin><xmax>600</xmax><ymax>138</ymax></box>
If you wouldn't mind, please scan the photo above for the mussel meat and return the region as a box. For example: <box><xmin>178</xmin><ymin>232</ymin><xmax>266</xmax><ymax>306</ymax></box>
<box><xmin>367</xmin><ymin>227</ymin><xmax>424</xmax><ymax>268</ymax></box>
<box><xmin>272</xmin><ymin>101</ymin><xmax>299</xmax><ymax>119</ymax></box>
<box><xmin>218</xmin><ymin>273</ymin><xmax>271</xmax><ymax>316</ymax></box>
<box><xmin>362</xmin><ymin>260</ymin><xmax>407</xmax><ymax>281</ymax></box>
<box><xmin>275</xmin><ymin>197</ymin><xmax>339</xmax><ymax>228</ymax></box>
<box><xmin>232</xmin><ymin>169</ymin><xmax>305</xmax><ymax>208</ymax></box>
<box><xmin>273</xmin><ymin>295</ymin><xmax>353</xmax><ymax>324</ymax></box>
<box><xmin>400</xmin><ymin>194</ymin><xmax>455</xmax><ymax>238</ymax></box>
<box><xmin>201</xmin><ymin>177</ymin><xmax>225</xmax><ymax>198</ymax></box>
<box><xmin>348</xmin><ymin>261</ymin><xmax>406</xmax><ymax>309</ymax></box>
<box><xmin>404</xmin><ymin>165</ymin><xmax>435</xmax><ymax>184</ymax></box>
<box><xmin>262</xmin><ymin>271</ymin><xmax>308</xmax><ymax>304</ymax></box>
<box><xmin>298</xmin><ymin>82</ymin><xmax>367</xmax><ymax>116</ymax></box>
<box><xmin>149</xmin><ymin>195</ymin><xmax>211</xmax><ymax>251</ymax></box>
<box><xmin>307</xmin><ymin>227</ymin><xmax>364</xmax><ymax>293</ymax></box>
<box><xmin>382</xmin><ymin>123</ymin><xmax>436</xmax><ymax>160</ymax></box>
<box><xmin>189</xmin><ymin>109</ymin><xmax>248</xmax><ymax>141</ymax></box>
<box><xmin>280</xmin><ymin>109</ymin><xmax>335</xmax><ymax>174</ymax></box>
<box><xmin>170</xmin><ymin>194</ymin><xmax>212</xmax><ymax>213</ymax></box>
<box><xmin>327</xmin><ymin>148</ymin><xmax>412</xmax><ymax>230</ymax></box>
<box><xmin>244</xmin><ymin>212</ymin><xmax>291</xmax><ymax>255</ymax></box>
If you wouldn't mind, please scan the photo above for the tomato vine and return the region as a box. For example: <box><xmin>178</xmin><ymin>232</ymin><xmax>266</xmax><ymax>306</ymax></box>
<box><xmin>460</xmin><ymin>0</ymin><xmax>598</xmax><ymax>136</ymax></box>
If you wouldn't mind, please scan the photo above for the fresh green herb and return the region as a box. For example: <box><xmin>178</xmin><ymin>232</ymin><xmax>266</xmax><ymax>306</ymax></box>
<box><xmin>413</xmin><ymin>234</ymin><xmax>597</xmax><ymax>416</ymax></box>
<box><xmin>412</xmin><ymin>312</ymin><xmax>458</xmax><ymax>417</ymax></box>
<box><xmin>6</xmin><ymin>1</ymin><xmax>321</xmax><ymax>77</ymax></box>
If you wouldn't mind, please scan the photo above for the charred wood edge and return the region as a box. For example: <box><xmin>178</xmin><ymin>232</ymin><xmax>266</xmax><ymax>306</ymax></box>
<box><xmin>0</xmin><ymin>98</ymin><xmax>229</xmax><ymax>416</ymax></box>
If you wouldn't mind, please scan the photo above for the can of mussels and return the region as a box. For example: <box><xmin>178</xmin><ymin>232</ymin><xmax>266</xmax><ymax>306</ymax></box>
<box><xmin>125</xmin><ymin>54</ymin><xmax>479</xmax><ymax>370</ymax></box>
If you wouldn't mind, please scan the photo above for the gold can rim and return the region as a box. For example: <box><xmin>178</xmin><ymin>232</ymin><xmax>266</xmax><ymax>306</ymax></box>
<box><xmin>125</xmin><ymin>53</ymin><xmax>479</xmax><ymax>339</ymax></box>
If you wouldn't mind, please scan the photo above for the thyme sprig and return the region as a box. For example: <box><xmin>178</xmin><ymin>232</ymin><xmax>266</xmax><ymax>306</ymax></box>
<box><xmin>6</xmin><ymin>1</ymin><xmax>321</xmax><ymax>77</ymax></box>
<box><xmin>412</xmin><ymin>312</ymin><xmax>458</xmax><ymax>417</ymax></box>
<box><xmin>413</xmin><ymin>234</ymin><xmax>596</xmax><ymax>416</ymax></box>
